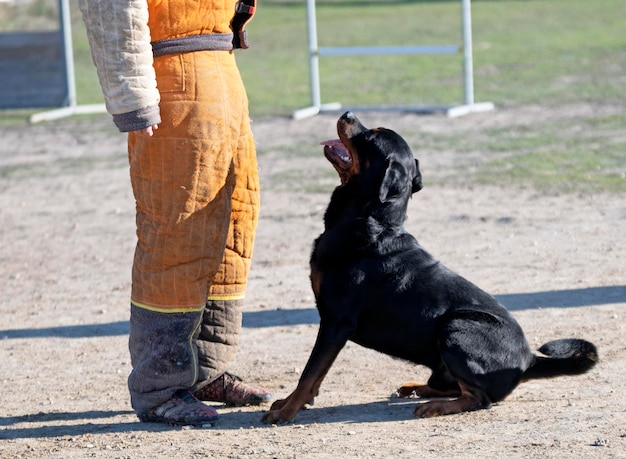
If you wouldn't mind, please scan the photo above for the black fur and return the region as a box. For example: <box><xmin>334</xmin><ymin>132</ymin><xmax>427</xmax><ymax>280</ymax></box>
<box><xmin>261</xmin><ymin>112</ymin><xmax>598</xmax><ymax>424</ymax></box>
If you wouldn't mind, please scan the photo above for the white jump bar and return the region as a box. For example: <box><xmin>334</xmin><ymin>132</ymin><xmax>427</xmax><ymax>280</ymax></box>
<box><xmin>318</xmin><ymin>45</ymin><xmax>460</xmax><ymax>57</ymax></box>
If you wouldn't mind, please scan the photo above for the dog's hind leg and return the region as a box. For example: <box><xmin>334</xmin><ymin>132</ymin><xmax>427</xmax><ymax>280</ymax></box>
<box><xmin>413</xmin><ymin>381</ymin><xmax>491</xmax><ymax>418</ymax></box>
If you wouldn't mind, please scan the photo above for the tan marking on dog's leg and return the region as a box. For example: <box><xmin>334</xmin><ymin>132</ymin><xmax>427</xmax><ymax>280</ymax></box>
<box><xmin>413</xmin><ymin>382</ymin><xmax>491</xmax><ymax>418</ymax></box>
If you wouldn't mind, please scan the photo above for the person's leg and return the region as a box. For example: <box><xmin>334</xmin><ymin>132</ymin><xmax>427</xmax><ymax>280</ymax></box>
<box><xmin>196</xmin><ymin>297</ymin><xmax>244</xmax><ymax>383</ymax></box>
<box><xmin>126</xmin><ymin>50</ymin><xmax>237</xmax><ymax>423</ymax></box>
<box><xmin>192</xmin><ymin>51</ymin><xmax>271</xmax><ymax>405</ymax></box>
<box><xmin>128</xmin><ymin>305</ymin><xmax>220</xmax><ymax>425</ymax></box>
<box><xmin>194</xmin><ymin>296</ymin><xmax>271</xmax><ymax>406</ymax></box>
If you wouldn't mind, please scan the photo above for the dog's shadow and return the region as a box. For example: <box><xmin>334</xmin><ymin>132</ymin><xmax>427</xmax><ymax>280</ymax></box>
<box><xmin>215</xmin><ymin>399</ymin><xmax>425</xmax><ymax>429</ymax></box>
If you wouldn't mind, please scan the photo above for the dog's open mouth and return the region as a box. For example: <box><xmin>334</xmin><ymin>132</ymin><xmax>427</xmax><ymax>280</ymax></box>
<box><xmin>321</xmin><ymin>139</ymin><xmax>352</xmax><ymax>184</ymax></box>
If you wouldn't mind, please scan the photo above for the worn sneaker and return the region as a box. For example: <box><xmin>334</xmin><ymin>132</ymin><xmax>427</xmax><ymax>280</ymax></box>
<box><xmin>137</xmin><ymin>389</ymin><xmax>219</xmax><ymax>426</ymax></box>
<box><xmin>194</xmin><ymin>372</ymin><xmax>272</xmax><ymax>407</ymax></box>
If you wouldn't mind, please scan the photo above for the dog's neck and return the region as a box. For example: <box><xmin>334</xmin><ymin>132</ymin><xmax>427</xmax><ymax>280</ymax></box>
<box><xmin>324</xmin><ymin>184</ymin><xmax>408</xmax><ymax>244</ymax></box>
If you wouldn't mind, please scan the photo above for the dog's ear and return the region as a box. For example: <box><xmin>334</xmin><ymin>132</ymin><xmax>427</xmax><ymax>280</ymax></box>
<box><xmin>412</xmin><ymin>159</ymin><xmax>423</xmax><ymax>194</ymax></box>
<box><xmin>379</xmin><ymin>161</ymin><xmax>410</xmax><ymax>203</ymax></box>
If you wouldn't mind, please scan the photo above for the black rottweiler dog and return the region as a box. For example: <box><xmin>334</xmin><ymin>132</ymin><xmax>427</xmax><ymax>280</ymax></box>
<box><xmin>262</xmin><ymin>112</ymin><xmax>598</xmax><ymax>424</ymax></box>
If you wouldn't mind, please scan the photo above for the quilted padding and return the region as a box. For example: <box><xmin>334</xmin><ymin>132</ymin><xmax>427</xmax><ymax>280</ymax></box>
<box><xmin>148</xmin><ymin>0</ymin><xmax>237</xmax><ymax>41</ymax></box>
<box><xmin>128</xmin><ymin>50</ymin><xmax>259</xmax><ymax>311</ymax></box>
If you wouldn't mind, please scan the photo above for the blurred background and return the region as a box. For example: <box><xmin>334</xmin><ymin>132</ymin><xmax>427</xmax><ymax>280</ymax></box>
<box><xmin>1</xmin><ymin>0</ymin><xmax>624</xmax><ymax>192</ymax></box>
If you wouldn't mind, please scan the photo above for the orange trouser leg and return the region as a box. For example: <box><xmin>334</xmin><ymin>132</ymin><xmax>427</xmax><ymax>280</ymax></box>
<box><xmin>197</xmin><ymin>106</ymin><xmax>260</xmax><ymax>383</ymax></box>
<box><xmin>127</xmin><ymin>50</ymin><xmax>258</xmax><ymax>410</ymax></box>
<box><xmin>128</xmin><ymin>50</ymin><xmax>257</xmax><ymax>311</ymax></box>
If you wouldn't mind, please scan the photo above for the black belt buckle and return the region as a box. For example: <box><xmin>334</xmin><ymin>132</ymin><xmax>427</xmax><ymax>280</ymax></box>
<box><xmin>235</xmin><ymin>1</ymin><xmax>255</xmax><ymax>15</ymax></box>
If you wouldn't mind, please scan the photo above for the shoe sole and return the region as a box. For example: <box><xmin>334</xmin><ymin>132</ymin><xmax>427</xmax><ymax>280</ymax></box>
<box><xmin>138</xmin><ymin>413</ymin><xmax>219</xmax><ymax>427</ymax></box>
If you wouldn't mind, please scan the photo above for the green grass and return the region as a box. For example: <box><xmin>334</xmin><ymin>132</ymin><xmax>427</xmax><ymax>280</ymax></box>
<box><xmin>473</xmin><ymin>117</ymin><xmax>626</xmax><ymax>193</ymax></box>
<box><xmin>1</xmin><ymin>0</ymin><xmax>625</xmax><ymax>192</ymax></box>
<box><xmin>238</xmin><ymin>0</ymin><xmax>626</xmax><ymax>113</ymax></box>
<box><xmin>420</xmin><ymin>114</ymin><xmax>626</xmax><ymax>193</ymax></box>
<box><xmin>2</xmin><ymin>0</ymin><xmax>624</xmax><ymax>114</ymax></box>
<box><xmin>470</xmin><ymin>1</ymin><xmax>626</xmax><ymax>107</ymax></box>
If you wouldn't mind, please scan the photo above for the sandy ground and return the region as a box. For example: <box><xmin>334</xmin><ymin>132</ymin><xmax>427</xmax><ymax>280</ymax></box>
<box><xmin>0</xmin><ymin>106</ymin><xmax>625</xmax><ymax>458</ymax></box>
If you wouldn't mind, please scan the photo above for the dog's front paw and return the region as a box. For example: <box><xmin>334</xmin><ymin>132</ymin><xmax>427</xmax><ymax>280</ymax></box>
<box><xmin>269</xmin><ymin>398</ymin><xmax>287</xmax><ymax>411</ymax></box>
<box><xmin>261</xmin><ymin>409</ymin><xmax>285</xmax><ymax>424</ymax></box>
<box><xmin>260</xmin><ymin>399</ymin><xmax>293</xmax><ymax>424</ymax></box>
<box><xmin>261</xmin><ymin>396</ymin><xmax>307</xmax><ymax>424</ymax></box>
<box><xmin>261</xmin><ymin>406</ymin><xmax>299</xmax><ymax>424</ymax></box>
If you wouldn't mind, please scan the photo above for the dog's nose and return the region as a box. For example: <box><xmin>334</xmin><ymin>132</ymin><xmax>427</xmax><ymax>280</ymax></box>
<box><xmin>338</xmin><ymin>111</ymin><xmax>366</xmax><ymax>137</ymax></box>
<box><xmin>341</xmin><ymin>111</ymin><xmax>356</xmax><ymax>123</ymax></box>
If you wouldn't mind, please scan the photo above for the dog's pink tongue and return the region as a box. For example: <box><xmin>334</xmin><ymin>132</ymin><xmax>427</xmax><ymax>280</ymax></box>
<box><xmin>320</xmin><ymin>139</ymin><xmax>342</xmax><ymax>147</ymax></box>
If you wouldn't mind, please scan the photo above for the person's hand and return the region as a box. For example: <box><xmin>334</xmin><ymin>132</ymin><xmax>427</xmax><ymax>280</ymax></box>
<box><xmin>133</xmin><ymin>124</ymin><xmax>159</xmax><ymax>137</ymax></box>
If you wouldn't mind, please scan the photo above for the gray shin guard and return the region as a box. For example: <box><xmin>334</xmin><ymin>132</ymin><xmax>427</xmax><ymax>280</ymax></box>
<box><xmin>127</xmin><ymin>304</ymin><xmax>203</xmax><ymax>414</ymax></box>
<box><xmin>196</xmin><ymin>299</ymin><xmax>243</xmax><ymax>385</ymax></box>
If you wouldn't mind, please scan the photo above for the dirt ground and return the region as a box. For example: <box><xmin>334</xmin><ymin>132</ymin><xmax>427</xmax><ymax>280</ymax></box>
<box><xmin>0</xmin><ymin>105</ymin><xmax>625</xmax><ymax>458</ymax></box>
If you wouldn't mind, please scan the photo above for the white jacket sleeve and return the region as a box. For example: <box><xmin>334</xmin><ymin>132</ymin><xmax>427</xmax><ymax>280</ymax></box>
<box><xmin>79</xmin><ymin>0</ymin><xmax>161</xmax><ymax>132</ymax></box>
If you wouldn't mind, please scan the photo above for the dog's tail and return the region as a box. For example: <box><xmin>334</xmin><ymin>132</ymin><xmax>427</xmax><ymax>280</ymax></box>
<box><xmin>523</xmin><ymin>338</ymin><xmax>598</xmax><ymax>380</ymax></box>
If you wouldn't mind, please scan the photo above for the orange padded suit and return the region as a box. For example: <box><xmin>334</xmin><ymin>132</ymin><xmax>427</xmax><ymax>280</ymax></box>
<box><xmin>127</xmin><ymin>0</ymin><xmax>259</xmax><ymax>313</ymax></box>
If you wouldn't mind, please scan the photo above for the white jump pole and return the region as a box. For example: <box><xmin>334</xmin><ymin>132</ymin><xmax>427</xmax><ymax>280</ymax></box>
<box><xmin>463</xmin><ymin>0</ymin><xmax>475</xmax><ymax>106</ymax></box>
<box><xmin>292</xmin><ymin>0</ymin><xmax>341</xmax><ymax>120</ymax></box>
<box><xmin>446</xmin><ymin>0</ymin><xmax>494</xmax><ymax>117</ymax></box>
